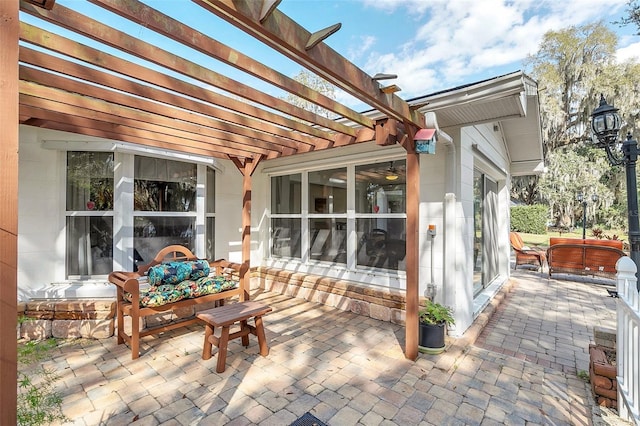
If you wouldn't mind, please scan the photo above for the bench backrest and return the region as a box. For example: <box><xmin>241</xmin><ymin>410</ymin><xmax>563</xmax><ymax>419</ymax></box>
<box><xmin>136</xmin><ymin>245</ymin><xmax>198</xmax><ymax>275</ymax></box>
<box><xmin>549</xmin><ymin>238</ymin><xmax>623</xmax><ymax>250</ymax></box>
<box><xmin>548</xmin><ymin>238</ymin><xmax>625</xmax><ymax>274</ymax></box>
<box><xmin>509</xmin><ymin>232</ymin><xmax>526</xmax><ymax>251</ymax></box>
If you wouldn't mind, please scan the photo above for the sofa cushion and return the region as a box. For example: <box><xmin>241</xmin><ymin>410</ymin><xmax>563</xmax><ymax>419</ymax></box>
<box><xmin>147</xmin><ymin>260</ymin><xmax>210</xmax><ymax>285</ymax></box>
<box><xmin>124</xmin><ymin>275</ymin><xmax>238</xmax><ymax>307</ymax></box>
<box><xmin>176</xmin><ymin>276</ymin><xmax>237</xmax><ymax>299</ymax></box>
<box><xmin>133</xmin><ymin>283</ymin><xmax>186</xmax><ymax>307</ymax></box>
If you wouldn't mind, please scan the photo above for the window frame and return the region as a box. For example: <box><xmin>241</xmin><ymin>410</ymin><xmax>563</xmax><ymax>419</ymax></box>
<box><xmin>269</xmin><ymin>158</ymin><xmax>407</xmax><ymax>274</ymax></box>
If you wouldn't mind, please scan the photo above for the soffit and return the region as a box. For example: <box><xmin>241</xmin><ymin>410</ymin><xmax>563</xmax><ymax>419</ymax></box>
<box><xmin>412</xmin><ymin>71</ymin><xmax>544</xmax><ymax>175</ymax></box>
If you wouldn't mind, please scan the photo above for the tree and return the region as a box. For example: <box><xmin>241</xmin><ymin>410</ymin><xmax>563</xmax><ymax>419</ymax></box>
<box><xmin>537</xmin><ymin>146</ymin><xmax>612</xmax><ymax>228</ymax></box>
<box><xmin>514</xmin><ymin>21</ymin><xmax>640</xmax><ymax>227</ymax></box>
<box><xmin>616</xmin><ymin>0</ymin><xmax>640</xmax><ymax>35</ymax></box>
<box><xmin>282</xmin><ymin>69</ymin><xmax>337</xmax><ymax>119</ymax></box>
<box><xmin>525</xmin><ymin>22</ymin><xmax>618</xmax><ymax>153</ymax></box>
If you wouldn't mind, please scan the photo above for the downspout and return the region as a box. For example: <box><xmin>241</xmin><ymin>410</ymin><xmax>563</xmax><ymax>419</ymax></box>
<box><xmin>424</xmin><ymin>113</ymin><xmax>456</xmax><ymax>314</ymax></box>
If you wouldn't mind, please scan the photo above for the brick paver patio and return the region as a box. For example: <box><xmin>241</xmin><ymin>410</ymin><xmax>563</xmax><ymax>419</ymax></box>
<box><xmin>23</xmin><ymin>270</ymin><xmax>629</xmax><ymax>425</ymax></box>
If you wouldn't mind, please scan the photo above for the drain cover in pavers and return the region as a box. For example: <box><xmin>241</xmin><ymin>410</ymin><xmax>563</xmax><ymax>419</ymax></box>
<box><xmin>290</xmin><ymin>412</ymin><xmax>327</xmax><ymax>426</ymax></box>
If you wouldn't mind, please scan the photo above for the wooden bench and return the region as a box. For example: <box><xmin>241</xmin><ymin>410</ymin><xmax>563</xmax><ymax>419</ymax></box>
<box><xmin>547</xmin><ymin>238</ymin><xmax>626</xmax><ymax>279</ymax></box>
<box><xmin>197</xmin><ymin>301</ymin><xmax>272</xmax><ymax>373</ymax></box>
<box><xmin>108</xmin><ymin>245</ymin><xmax>244</xmax><ymax>359</ymax></box>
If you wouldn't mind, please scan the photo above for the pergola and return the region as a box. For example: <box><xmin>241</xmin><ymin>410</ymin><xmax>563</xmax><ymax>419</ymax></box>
<box><xmin>1</xmin><ymin>1</ymin><xmax>429</xmax><ymax>421</ymax></box>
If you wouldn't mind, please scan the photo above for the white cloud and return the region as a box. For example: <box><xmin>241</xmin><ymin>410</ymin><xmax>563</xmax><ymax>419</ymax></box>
<box><xmin>357</xmin><ymin>0</ymin><xmax>632</xmax><ymax>98</ymax></box>
<box><xmin>617</xmin><ymin>40</ymin><xmax>640</xmax><ymax>62</ymax></box>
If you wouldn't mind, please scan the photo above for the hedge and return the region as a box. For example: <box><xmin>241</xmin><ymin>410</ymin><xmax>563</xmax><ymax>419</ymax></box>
<box><xmin>510</xmin><ymin>204</ymin><xmax>548</xmax><ymax>234</ymax></box>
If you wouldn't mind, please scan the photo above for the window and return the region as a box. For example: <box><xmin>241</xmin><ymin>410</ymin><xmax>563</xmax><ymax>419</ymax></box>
<box><xmin>133</xmin><ymin>157</ymin><xmax>197</xmax><ymax>266</ymax></box>
<box><xmin>473</xmin><ymin>170</ymin><xmax>499</xmax><ymax>294</ymax></box>
<box><xmin>206</xmin><ymin>167</ymin><xmax>216</xmax><ymax>261</ymax></box>
<box><xmin>271</xmin><ymin>174</ymin><xmax>302</xmax><ymax>258</ymax></box>
<box><xmin>308</xmin><ymin>168</ymin><xmax>347</xmax><ymax>264</ymax></box>
<box><xmin>355</xmin><ymin>161</ymin><xmax>406</xmax><ymax>270</ymax></box>
<box><xmin>65</xmin><ymin>152</ymin><xmax>114</xmax><ymax>277</ymax></box>
<box><xmin>270</xmin><ymin>160</ymin><xmax>406</xmax><ymax>272</ymax></box>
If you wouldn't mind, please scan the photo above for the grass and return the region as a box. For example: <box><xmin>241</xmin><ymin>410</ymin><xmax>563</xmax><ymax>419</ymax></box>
<box><xmin>17</xmin><ymin>339</ymin><xmax>69</xmax><ymax>426</ymax></box>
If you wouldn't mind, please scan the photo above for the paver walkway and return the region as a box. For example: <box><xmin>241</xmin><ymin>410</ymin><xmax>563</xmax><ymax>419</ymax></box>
<box><xmin>28</xmin><ymin>270</ymin><xmax>629</xmax><ymax>425</ymax></box>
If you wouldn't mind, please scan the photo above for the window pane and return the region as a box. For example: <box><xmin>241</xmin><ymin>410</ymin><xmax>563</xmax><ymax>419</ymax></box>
<box><xmin>271</xmin><ymin>218</ymin><xmax>301</xmax><ymax>258</ymax></box>
<box><xmin>308</xmin><ymin>168</ymin><xmax>347</xmax><ymax>214</ymax></box>
<box><xmin>66</xmin><ymin>216</ymin><xmax>113</xmax><ymax>276</ymax></box>
<box><xmin>271</xmin><ymin>174</ymin><xmax>301</xmax><ymax>214</ymax></box>
<box><xmin>133</xmin><ymin>216</ymin><xmax>195</xmax><ymax>268</ymax></box>
<box><xmin>309</xmin><ymin>218</ymin><xmax>347</xmax><ymax>264</ymax></box>
<box><xmin>356</xmin><ymin>218</ymin><xmax>406</xmax><ymax>271</ymax></box>
<box><xmin>355</xmin><ymin>161</ymin><xmax>406</xmax><ymax>213</ymax></box>
<box><xmin>66</xmin><ymin>152</ymin><xmax>114</xmax><ymax>211</ymax></box>
<box><xmin>207</xmin><ymin>167</ymin><xmax>215</xmax><ymax>213</ymax></box>
<box><xmin>134</xmin><ymin>156</ymin><xmax>197</xmax><ymax>212</ymax></box>
<box><xmin>206</xmin><ymin>217</ymin><xmax>215</xmax><ymax>261</ymax></box>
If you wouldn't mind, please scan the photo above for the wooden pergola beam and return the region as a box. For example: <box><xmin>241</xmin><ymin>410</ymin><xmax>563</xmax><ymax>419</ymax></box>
<box><xmin>88</xmin><ymin>0</ymin><xmax>374</xmax><ymax>130</ymax></box>
<box><xmin>19</xmin><ymin>22</ymin><xmax>340</xmax><ymax>144</ymax></box>
<box><xmin>19</xmin><ymin>104</ymin><xmax>243</xmax><ymax>159</ymax></box>
<box><xmin>19</xmin><ymin>50</ymin><xmax>323</xmax><ymax>152</ymax></box>
<box><xmin>20</xmin><ymin>3</ymin><xmax>359</xmax><ymax>138</ymax></box>
<box><xmin>19</xmin><ymin>80</ymin><xmax>291</xmax><ymax>158</ymax></box>
<box><xmin>194</xmin><ymin>0</ymin><xmax>425</xmax><ymax>128</ymax></box>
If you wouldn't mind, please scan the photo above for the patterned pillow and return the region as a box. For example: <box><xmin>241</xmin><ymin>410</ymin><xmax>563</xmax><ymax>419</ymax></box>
<box><xmin>128</xmin><ymin>283</ymin><xmax>185</xmax><ymax>307</ymax></box>
<box><xmin>147</xmin><ymin>260</ymin><xmax>210</xmax><ymax>285</ymax></box>
<box><xmin>177</xmin><ymin>276</ymin><xmax>238</xmax><ymax>299</ymax></box>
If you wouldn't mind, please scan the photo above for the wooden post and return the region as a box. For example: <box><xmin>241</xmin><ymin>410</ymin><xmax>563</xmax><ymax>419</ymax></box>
<box><xmin>405</xmin><ymin>148</ymin><xmax>420</xmax><ymax>360</ymax></box>
<box><xmin>240</xmin><ymin>159</ymin><xmax>252</xmax><ymax>301</ymax></box>
<box><xmin>230</xmin><ymin>155</ymin><xmax>262</xmax><ymax>301</ymax></box>
<box><xmin>0</xmin><ymin>0</ymin><xmax>19</xmax><ymax>423</ymax></box>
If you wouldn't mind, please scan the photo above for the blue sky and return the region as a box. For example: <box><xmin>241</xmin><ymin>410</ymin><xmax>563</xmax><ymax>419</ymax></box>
<box><xmin>26</xmin><ymin>0</ymin><xmax>640</xmax><ymax>111</ymax></box>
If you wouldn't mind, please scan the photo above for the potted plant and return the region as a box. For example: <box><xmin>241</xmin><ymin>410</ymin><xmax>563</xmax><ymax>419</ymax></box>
<box><xmin>418</xmin><ymin>299</ymin><xmax>455</xmax><ymax>354</ymax></box>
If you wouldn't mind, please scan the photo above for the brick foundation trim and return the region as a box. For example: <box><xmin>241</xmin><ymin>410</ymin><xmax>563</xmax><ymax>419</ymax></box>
<box><xmin>254</xmin><ymin>267</ymin><xmax>407</xmax><ymax>325</ymax></box>
<box><xmin>18</xmin><ymin>299</ymin><xmax>116</xmax><ymax>340</ymax></box>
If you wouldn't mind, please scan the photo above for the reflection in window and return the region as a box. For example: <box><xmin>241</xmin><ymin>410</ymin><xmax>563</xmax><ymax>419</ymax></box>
<box><xmin>355</xmin><ymin>161</ymin><xmax>406</xmax><ymax>214</ymax></box>
<box><xmin>133</xmin><ymin>216</ymin><xmax>196</xmax><ymax>268</ymax></box>
<box><xmin>271</xmin><ymin>174</ymin><xmax>301</xmax><ymax>214</ymax></box>
<box><xmin>356</xmin><ymin>218</ymin><xmax>406</xmax><ymax>270</ymax></box>
<box><xmin>308</xmin><ymin>168</ymin><xmax>346</xmax><ymax>214</ymax></box>
<box><xmin>66</xmin><ymin>216</ymin><xmax>113</xmax><ymax>276</ymax></box>
<box><xmin>66</xmin><ymin>152</ymin><xmax>114</xmax><ymax>211</ymax></box>
<box><xmin>309</xmin><ymin>218</ymin><xmax>346</xmax><ymax>264</ymax></box>
<box><xmin>66</xmin><ymin>152</ymin><xmax>114</xmax><ymax>278</ymax></box>
<box><xmin>271</xmin><ymin>218</ymin><xmax>301</xmax><ymax>258</ymax></box>
<box><xmin>270</xmin><ymin>163</ymin><xmax>407</xmax><ymax>271</ymax></box>
<box><xmin>134</xmin><ymin>157</ymin><xmax>196</xmax><ymax>212</ymax></box>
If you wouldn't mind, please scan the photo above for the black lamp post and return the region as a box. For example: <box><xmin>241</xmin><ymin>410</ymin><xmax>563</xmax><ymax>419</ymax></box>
<box><xmin>576</xmin><ymin>193</ymin><xmax>598</xmax><ymax>239</ymax></box>
<box><xmin>591</xmin><ymin>94</ymin><xmax>640</xmax><ymax>287</ymax></box>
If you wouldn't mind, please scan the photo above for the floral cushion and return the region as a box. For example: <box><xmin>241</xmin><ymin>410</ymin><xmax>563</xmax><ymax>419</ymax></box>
<box><xmin>176</xmin><ymin>276</ymin><xmax>237</xmax><ymax>299</ymax></box>
<box><xmin>147</xmin><ymin>260</ymin><xmax>209</xmax><ymax>285</ymax></box>
<box><xmin>124</xmin><ymin>275</ymin><xmax>238</xmax><ymax>308</ymax></box>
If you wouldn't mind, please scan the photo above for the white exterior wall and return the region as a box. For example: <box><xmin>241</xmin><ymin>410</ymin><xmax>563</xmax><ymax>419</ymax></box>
<box><xmin>18</xmin><ymin>126</ymin><xmax>65</xmax><ymax>298</ymax></box>
<box><xmin>213</xmin><ymin>159</ymin><xmax>243</xmax><ymax>263</ymax></box>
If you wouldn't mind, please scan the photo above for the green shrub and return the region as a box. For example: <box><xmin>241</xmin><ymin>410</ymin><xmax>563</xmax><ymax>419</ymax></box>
<box><xmin>510</xmin><ymin>204</ymin><xmax>548</xmax><ymax>234</ymax></box>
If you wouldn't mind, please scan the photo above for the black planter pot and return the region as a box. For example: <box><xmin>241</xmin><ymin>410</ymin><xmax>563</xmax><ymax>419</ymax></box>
<box><xmin>418</xmin><ymin>322</ymin><xmax>446</xmax><ymax>354</ymax></box>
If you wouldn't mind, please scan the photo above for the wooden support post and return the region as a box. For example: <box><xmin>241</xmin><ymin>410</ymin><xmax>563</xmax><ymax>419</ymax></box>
<box><xmin>230</xmin><ymin>155</ymin><xmax>263</xmax><ymax>301</ymax></box>
<box><xmin>405</xmin><ymin>130</ymin><xmax>419</xmax><ymax>360</ymax></box>
<box><xmin>0</xmin><ymin>0</ymin><xmax>19</xmax><ymax>423</ymax></box>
